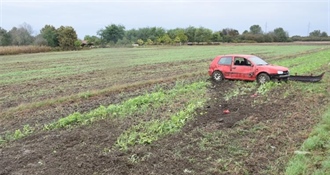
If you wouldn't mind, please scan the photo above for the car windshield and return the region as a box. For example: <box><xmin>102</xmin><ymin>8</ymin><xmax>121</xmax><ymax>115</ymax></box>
<box><xmin>249</xmin><ymin>56</ymin><xmax>268</xmax><ymax>65</ymax></box>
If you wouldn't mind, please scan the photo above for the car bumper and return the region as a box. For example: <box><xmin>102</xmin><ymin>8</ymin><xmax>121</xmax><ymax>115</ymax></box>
<box><xmin>270</xmin><ymin>74</ymin><xmax>290</xmax><ymax>79</ymax></box>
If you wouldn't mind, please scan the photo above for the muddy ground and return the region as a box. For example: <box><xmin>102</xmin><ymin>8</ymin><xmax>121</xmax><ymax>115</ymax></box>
<box><xmin>0</xmin><ymin>78</ymin><xmax>327</xmax><ymax>175</ymax></box>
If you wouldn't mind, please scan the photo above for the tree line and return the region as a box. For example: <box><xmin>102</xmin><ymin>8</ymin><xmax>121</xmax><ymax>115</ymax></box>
<box><xmin>0</xmin><ymin>23</ymin><xmax>329</xmax><ymax>50</ymax></box>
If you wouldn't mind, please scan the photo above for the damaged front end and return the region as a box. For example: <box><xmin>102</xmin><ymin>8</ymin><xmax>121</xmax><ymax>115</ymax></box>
<box><xmin>289</xmin><ymin>72</ymin><xmax>325</xmax><ymax>82</ymax></box>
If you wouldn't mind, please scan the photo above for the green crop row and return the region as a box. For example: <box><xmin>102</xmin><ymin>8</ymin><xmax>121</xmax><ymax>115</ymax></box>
<box><xmin>0</xmin><ymin>125</ymin><xmax>34</xmax><ymax>144</ymax></box>
<box><xmin>223</xmin><ymin>81</ymin><xmax>281</xmax><ymax>101</ymax></box>
<box><xmin>272</xmin><ymin>49</ymin><xmax>330</xmax><ymax>74</ymax></box>
<box><xmin>44</xmin><ymin>81</ymin><xmax>207</xmax><ymax>130</ymax></box>
<box><xmin>115</xmin><ymin>101</ymin><xmax>204</xmax><ymax>150</ymax></box>
<box><xmin>0</xmin><ymin>81</ymin><xmax>207</xmax><ymax>145</ymax></box>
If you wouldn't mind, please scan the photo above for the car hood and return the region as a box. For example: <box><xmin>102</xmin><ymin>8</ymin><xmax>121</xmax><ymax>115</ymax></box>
<box><xmin>258</xmin><ymin>64</ymin><xmax>289</xmax><ymax>71</ymax></box>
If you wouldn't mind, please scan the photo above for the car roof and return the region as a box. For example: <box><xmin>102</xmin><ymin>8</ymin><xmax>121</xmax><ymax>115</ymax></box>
<box><xmin>218</xmin><ymin>54</ymin><xmax>256</xmax><ymax>58</ymax></box>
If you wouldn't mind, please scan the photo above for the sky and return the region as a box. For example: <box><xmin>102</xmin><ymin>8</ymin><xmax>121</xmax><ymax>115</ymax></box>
<box><xmin>0</xmin><ymin>0</ymin><xmax>329</xmax><ymax>39</ymax></box>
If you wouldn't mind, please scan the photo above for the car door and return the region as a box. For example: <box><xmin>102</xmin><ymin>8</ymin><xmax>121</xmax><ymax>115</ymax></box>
<box><xmin>230</xmin><ymin>57</ymin><xmax>254</xmax><ymax>80</ymax></box>
<box><xmin>216</xmin><ymin>56</ymin><xmax>233</xmax><ymax>78</ymax></box>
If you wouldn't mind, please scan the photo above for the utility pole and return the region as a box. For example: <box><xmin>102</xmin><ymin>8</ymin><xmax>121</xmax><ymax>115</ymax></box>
<box><xmin>307</xmin><ymin>22</ymin><xmax>310</xmax><ymax>36</ymax></box>
<box><xmin>265</xmin><ymin>22</ymin><xmax>267</xmax><ymax>33</ymax></box>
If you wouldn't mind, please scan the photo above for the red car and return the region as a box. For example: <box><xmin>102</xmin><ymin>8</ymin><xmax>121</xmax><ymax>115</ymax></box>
<box><xmin>208</xmin><ymin>54</ymin><xmax>289</xmax><ymax>83</ymax></box>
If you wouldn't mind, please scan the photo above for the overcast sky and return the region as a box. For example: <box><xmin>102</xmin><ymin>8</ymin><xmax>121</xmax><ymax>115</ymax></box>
<box><xmin>1</xmin><ymin>0</ymin><xmax>329</xmax><ymax>39</ymax></box>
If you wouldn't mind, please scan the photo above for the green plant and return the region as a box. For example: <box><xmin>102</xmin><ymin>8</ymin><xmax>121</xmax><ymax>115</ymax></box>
<box><xmin>257</xmin><ymin>81</ymin><xmax>281</xmax><ymax>95</ymax></box>
<box><xmin>0</xmin><ymin>125</ymin><xmax>35</xmax><ymax>144</ymax></box>
<box><xmin>44</xmin><ymin>81</ymin><xmax>207</xmax><ymax>130</ymax></box>
<box><xmin>115</xmin><ymin>101</ymin><xmax>204</xmax><ymax>150</ymax></box>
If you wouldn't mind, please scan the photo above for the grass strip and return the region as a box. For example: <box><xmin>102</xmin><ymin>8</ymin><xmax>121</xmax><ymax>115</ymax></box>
<box><xmin>272</xmin><ymin>49</ymin><xmax>330</xmax><ymax>74</ymax></box>
<box><xmin>285</xmin><ymin>107</ymin><xmax>330</xmax><ymax>175</ymax></box>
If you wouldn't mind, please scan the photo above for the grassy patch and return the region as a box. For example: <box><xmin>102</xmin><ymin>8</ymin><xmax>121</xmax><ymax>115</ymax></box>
<box><xmin>273</xmin><ymin>49</ymin><xmax>330</xmax><ymax>74</ymax></box>
<box><xmin>285</xmin><ymin>107</ymin><xmax>330</xmax><ymax>175</ymax></box>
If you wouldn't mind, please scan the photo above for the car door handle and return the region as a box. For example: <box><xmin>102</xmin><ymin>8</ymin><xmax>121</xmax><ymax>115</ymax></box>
<box><xmin>232</xmin><ymin>67</ymin><xmax>236</xmax><ymax>69</ymax></box>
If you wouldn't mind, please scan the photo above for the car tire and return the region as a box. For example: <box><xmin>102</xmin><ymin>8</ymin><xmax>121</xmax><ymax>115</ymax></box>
<box><xmin>212</xmin><ymin>71</ymin><xmax>224</xmax><ymax>82</ymax></box>
<box><xmin>257</xmin><ymin>73</ymin><xmax>270</xmax><ymax>84</ymax></box>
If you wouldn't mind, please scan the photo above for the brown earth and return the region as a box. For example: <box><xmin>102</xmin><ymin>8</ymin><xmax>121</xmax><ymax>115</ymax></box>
<box><xmin>0</xmin><ymin>58</ymin><xmax>209</xmax><ymax>135</ymax></box>
<box><xmin>0</xmin><ymin>78</ymin><xmax>327</xmax><ymax>174</ymax></box>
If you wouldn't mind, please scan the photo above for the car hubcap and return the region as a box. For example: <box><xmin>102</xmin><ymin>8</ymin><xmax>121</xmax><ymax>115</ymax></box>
<box><xmin>214</xmin><ymin>73</ymin><xmax>221</xmax><ymax>81</ymax></box>
<box><xmin>259</xmin><ymin>76</ymin><xmax>266</xmax><ymax>83</ymax></box>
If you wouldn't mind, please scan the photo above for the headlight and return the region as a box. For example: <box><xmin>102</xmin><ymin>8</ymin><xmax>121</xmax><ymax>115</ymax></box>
<box><xmin>277</xmin><ymin>71</ymin><xmax>283</xmax><ymax>74</ymax></box>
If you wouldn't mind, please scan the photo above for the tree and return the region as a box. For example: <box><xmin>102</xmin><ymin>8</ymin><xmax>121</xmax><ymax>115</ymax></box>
<box><xmin>321</xmin><ymin>31</ymin><xmax>328</xmax><ymax>37</ymax></box>
<box><xmin>145</xmin><ymin>38</ymin><xmax>153</xmax><ymax>45</ymax></box>
<box><xmin>40</xmin><ymin>25</ymin><xmax>58</xmax><ymax>47</ymax></box>
<box><xmin>84</xmin><ymin>35</ymin><xmax>101</xmax><ymax>45</ymax></box>
<box><xmin>0</xmin><ymin>27</ymin><xmax>11</xmax><ymax>46</ymax></box>
<box><xmin>185</xmin><ymin>26</ymin><xmax>197</xmax><ymax>42</ymax></box>
<box><xmin>174</xmin><ymin>36</ymin><xmax>181</xmax><ymax>43</ymax></box>
<box><xmin>167</xmin><ymin>29</ymin><xmax>177</xmax><ymax>39</ymax></box>
<box><xmin>57</xmin><ymin>26</ymin><xmax>78</xmax><ymax>50</ymax></box>
<box><xmin>97</xmin><ymin>24</ymin><xmax>125</xmax><ymax>44</ymax></box>
<box><xmin>125</xmin><ymin>29</ymin><xmax>138</xmax><ymax>43</ymax></box>
<box><xmin>9</xmin><ymin>23</ymin><xmax>34</xmax><ymax>45</ymax></box>
<box><xmin>137</xmin><ymin>39</ymin><xmax>144</xmax><ymax>45</ymax></box>
<box><xmin>74</xmin><ymin>40</ymin><xmax>82</xmax><ymax>48</ymax></box>
<box><xmin>309</xmin><ymin>30</ymin><xmax>328</xmax><ymax>37</ymax></box>
<box><xmin>33</xmin><ymin>34</ymin><xmax>48</xmax><ymax>46</ymax></box>
<box><xmin>249</xmin><ymin>25</ymin><xmax>263</xmax><ymax>34</ymax></box>
<box><xmin>272</xmin><ymin>27</ymin><xmax>289</xmax><ymax>42</ymax></box>
<box><xmin>263</xmin><ymin>33</ymin><xmax>274</xmax><ymax>42</ymax></box>
<box><xmin>132</xmin><ymin>27</ymin><xmax>165</xmax><ymax>43</ymax></box>
<box><xmin>211</xmin><ymin>32</ymin><xmax>222</xmax><ymax>42</ymax></box>
<box><xmin>159</xmin><ymin>34</ymin><xmax>172</xmax><ymax>44</ymax></box>
<box><xmin>309</xmin><ymin>30</ymin><xmax>321</xmax><ymax>37</ymax></box>
<box><xmin>116</xmin><ymin>37</ymin><xmax>131</xmax><ymax>46</ymax></box>
<box><xmin>195</xmin><ymin>27</ymin><xmax>213</xmax><ymax>42</ymax></box>
<box><xmin>220</xmin><ymin>28</ymin><xmax>239</xmax><ymax>42</ymax></box>
<box><xmin>175</xmin><ymin>29</ymin><xmax>188</xmax><ymax>43</ymax></box>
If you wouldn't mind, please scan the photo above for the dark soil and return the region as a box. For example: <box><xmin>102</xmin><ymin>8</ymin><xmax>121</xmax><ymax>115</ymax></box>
<box><xmin>0</xmin><ymin>79</ymin><xmax>327</xmax><ymax>175</ymax></box>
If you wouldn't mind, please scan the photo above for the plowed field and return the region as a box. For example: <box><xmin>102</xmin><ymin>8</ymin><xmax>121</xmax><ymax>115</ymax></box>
<box><xmin>1</xmin><ymin>45</ymin><xmax>329</xmax><ymax>174</ymax></box>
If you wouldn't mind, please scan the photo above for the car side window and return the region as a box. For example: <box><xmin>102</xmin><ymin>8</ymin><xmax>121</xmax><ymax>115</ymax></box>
<box><xmin>234</xmin><ymin>57</ymin><xmax>251</xmax><ymax>66</ymax></box>
<box><xmin>218</xmin><ymin>57</ymin><xmax>232</xmax><ymax>65</ymax></box>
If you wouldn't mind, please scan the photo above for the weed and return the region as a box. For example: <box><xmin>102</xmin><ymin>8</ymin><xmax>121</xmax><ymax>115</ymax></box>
<box><xmin>0</xmin><ymin>125</ymin><xmax>34</xmax><ymax>144</ymax></box>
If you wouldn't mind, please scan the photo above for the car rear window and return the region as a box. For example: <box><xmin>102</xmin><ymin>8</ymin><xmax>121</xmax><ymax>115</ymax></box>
<box><xmin>218</xmin><ymin>57</ymin><xmax>232</xmax><ymax>65</ymax></box>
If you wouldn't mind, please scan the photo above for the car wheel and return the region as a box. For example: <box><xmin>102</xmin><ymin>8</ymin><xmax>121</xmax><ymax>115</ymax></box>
<box><xmin>212</xmin><ymin>71</ymin><xmax>224</xmax><ymax>82</ymax></box>
<box><xmin>257</xmin><ymin>73</ymin><xmax>270</xmax><ymax>84</ymax></box>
